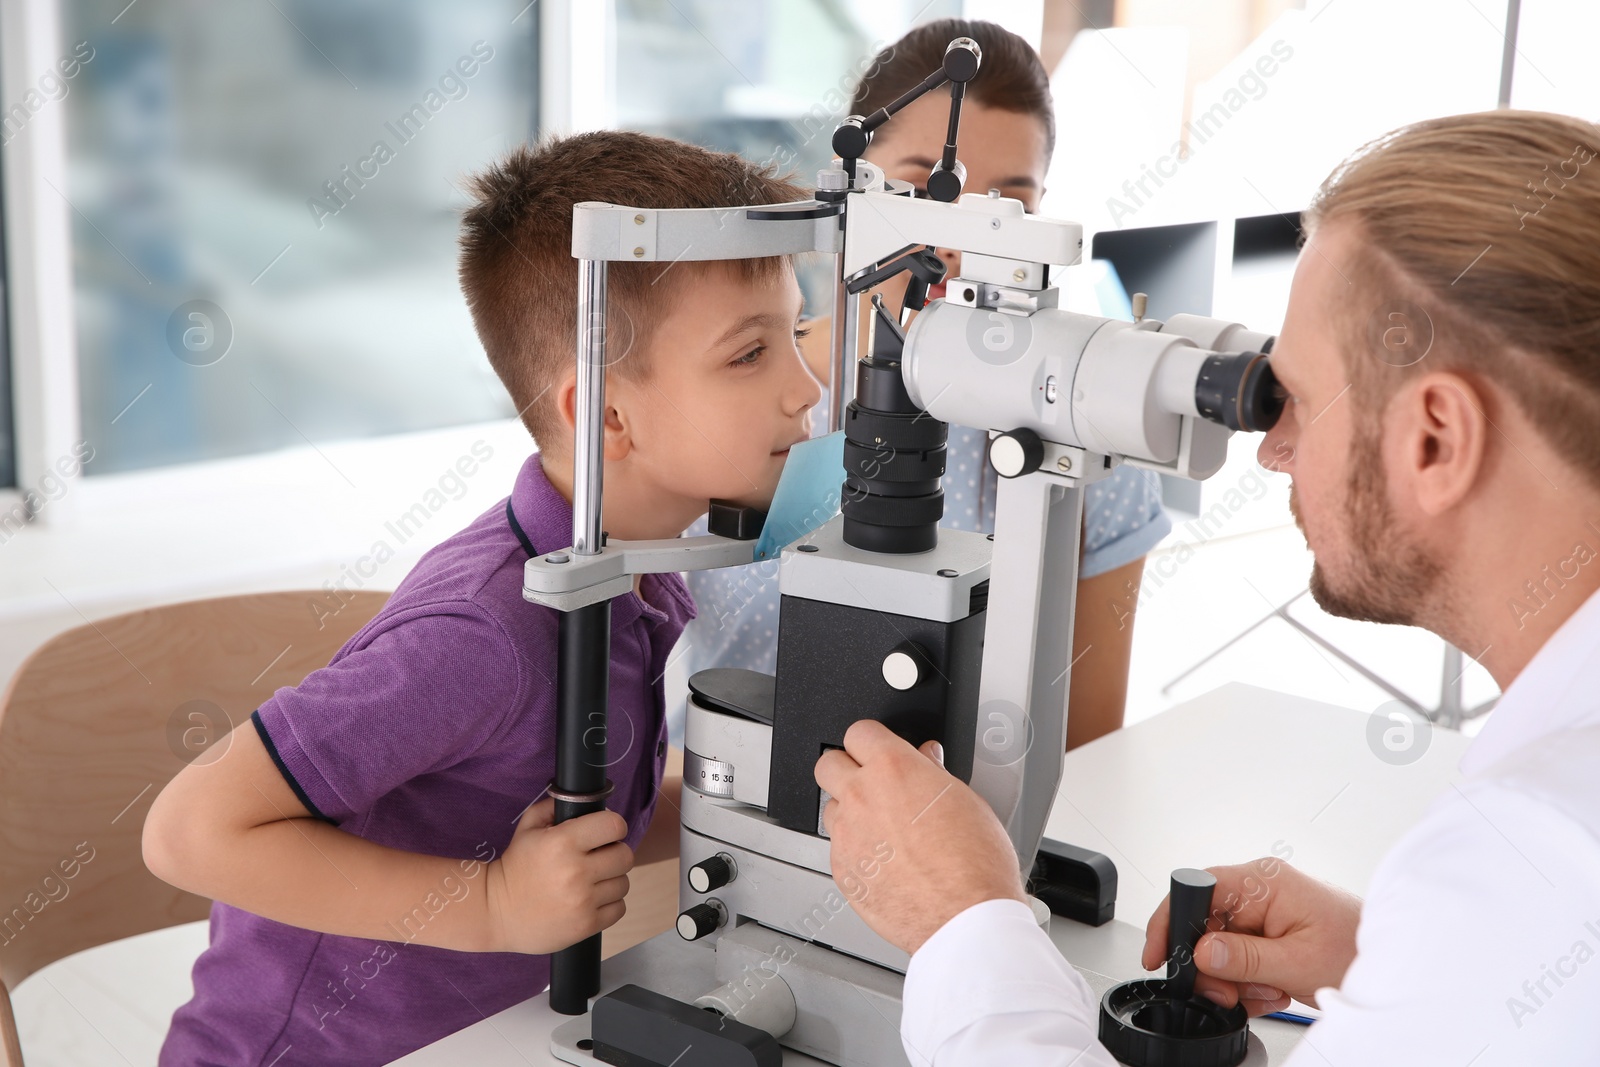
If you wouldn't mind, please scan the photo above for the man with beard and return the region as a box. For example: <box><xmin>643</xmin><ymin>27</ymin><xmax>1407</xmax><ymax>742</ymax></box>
<box><xmin>815</xmin><ymin>109</ymin><xmax>1600</xmax><ymax>1065</ymax></box>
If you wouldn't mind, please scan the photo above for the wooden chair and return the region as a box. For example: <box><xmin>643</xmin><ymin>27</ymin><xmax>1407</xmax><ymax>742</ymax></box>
<box><xmin>0</xmin><ymin>590</ymin><xmax>388</xmax><ymax>1066</ymax></box>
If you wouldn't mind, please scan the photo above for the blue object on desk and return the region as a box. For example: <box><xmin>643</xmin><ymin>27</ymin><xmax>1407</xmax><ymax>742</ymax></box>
<box><xmin>1265</xmin><ymin>1009</ymin><xmax>1318</xmax><ymax>1026</ymax></box>
<box><xmin>754</xmin><ymin>432</ymin><xmax>845</xmax><ymax>561</ymax></box>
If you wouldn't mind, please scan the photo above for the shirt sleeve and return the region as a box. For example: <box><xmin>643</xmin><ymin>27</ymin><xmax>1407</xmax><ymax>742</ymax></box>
<box><xmin>253</xmin><ymin>602</ymin><xmax>528</xmax><ymax>824</ymax></box>
<box><xmin>900</xmin><ymin>898</ymin><xmax>1120</xmax><ymax>1067</ymax></box>
<box><xmin>1282</xmin><ymin>784</ymin><xmax>1600</xmax><ymax>1067</ymax></box>
<box><xmin>1081</xmin><ymin>466</ymin><xmax>1171</xmax><ymax>579</ymax></box>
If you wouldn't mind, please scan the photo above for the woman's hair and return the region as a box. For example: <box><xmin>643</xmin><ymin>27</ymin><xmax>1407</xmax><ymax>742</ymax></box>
<box><xmin>1304</xmin><ymin>110</ymin><xmax>1600</xmax><ymax>484</ymax></box>
<box><xmin>852</xmin><ymin>18</ymin><xmax>1055</xmax><ymax>157</ymax></box>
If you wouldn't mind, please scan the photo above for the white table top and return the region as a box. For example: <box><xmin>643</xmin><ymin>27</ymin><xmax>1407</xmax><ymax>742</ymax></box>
<box><xmin>1044</xmin><ymin>681</ymin><xmax>1471</xmax><ymax>924</ymax></box>
<box><xmin>395</xmin><ymin>682</ymin><xmax>1474</xmax><ymax>1065</ymax></box>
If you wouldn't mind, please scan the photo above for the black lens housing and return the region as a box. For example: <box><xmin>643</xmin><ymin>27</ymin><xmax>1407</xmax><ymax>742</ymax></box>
<box><xmin>841</xmin><ymin>357</ymin><xmax>947</xmax><ymax>554</ymax></box>
<box><xmin>1195</xmin><ymin>352</ymin><xmax>1283</xmax><ymax>433</ymax></box>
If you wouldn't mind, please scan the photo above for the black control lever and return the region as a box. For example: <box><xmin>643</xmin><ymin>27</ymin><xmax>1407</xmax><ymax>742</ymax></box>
<box><xmin>831</xmin><ymin>37</ymin><xmax>981</xmax><ymax>189</ymax></box>
<box><xmin>1098</xmin><ymin>869</ymin><xmax>1250</xmax><ymax>1067</ymax></box>
<box><xmin>846</xmin><ymin>247</ymin><xmax>946</xmax><ymax>320</ymax></box>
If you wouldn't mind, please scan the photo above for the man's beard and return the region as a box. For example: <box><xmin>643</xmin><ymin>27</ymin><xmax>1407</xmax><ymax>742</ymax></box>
<box><xmin>1293</xmin><ymin>429</ymin><xmax>1443</xmax><ymax>627</ymax></box>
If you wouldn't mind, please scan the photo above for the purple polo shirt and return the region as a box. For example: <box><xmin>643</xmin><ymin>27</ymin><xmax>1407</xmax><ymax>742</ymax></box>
<box><xmin>161</xmin><ymin>453</ymin><xmax>694</xmax><ymax>1066</ymax></box>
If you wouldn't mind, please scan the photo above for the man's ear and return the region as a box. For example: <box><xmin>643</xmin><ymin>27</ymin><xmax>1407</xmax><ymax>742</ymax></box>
<box><xmin>1396</xmin><ymin>370</ymin><xmax>1489</xmax><ymax>516</ymax></box>
<box><xmin>554</xmin><ymin>370</ymin><xmax>633</xmax><ymax>461</ymax></box>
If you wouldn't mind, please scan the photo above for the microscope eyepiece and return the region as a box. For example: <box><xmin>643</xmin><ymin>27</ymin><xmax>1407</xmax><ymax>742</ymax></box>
<box><xmin>1194</xmin><ymin>351</ymin><xmax>1284</xmax><ymax>434</ymax></box>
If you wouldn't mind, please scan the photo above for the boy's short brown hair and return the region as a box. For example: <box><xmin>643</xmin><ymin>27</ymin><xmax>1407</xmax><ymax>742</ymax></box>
<box><xmin>459</xmin><ymin>130</ymin><xmax>807</xmax><ymax>451</ymax></box>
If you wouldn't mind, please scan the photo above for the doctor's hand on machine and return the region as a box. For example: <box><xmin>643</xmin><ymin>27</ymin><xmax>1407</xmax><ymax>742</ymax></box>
<box><xmin>815</xmin><ymin>723</ymin><xmax>1360</xmax><ymax>1005</ymax></box>
<box><xmin>815</xmin><ymin>719</ymin><xmax>1027</xmax><ymax>955</ymax></box>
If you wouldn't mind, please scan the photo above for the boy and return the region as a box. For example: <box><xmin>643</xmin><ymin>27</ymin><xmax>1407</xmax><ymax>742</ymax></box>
<box><xmin>143</xmin><ymin>130</ymin><xmax>821</xmax><ymax>1065</ymax></box>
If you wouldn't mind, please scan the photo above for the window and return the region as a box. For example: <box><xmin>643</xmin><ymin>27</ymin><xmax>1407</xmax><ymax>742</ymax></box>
<box><xmin>615</xmin><ymin>0</ymin><xmax>962</xmax><ymax>166</ymax></box>
<box><xmin>612</xmin><ymin>0</ymin><xmax>964</xmax><ymax>306</ymax></box>
<box><xmin>60</xmin><ymin>0</ymin><xmax>537</xmax><ymax>474</ymax></box>
<box><xmin>0</xmin><ymin>194</ymin><xmax>11</xmax><ymax>489</ymax></box>
<box><xmin>1042</xmin><ymin>0</ymin><xmax>1519</xmax><ymax>231</ymax></box>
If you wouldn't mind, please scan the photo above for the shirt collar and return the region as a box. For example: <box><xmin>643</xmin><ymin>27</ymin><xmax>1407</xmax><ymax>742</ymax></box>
<box><xmin>1461</xmin><ymin>584</ymin><xmax>1600</xmax><ymax>776</ymax></box>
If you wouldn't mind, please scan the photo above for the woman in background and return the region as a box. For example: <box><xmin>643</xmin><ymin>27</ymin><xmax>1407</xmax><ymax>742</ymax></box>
<box><xmin>681</xmin><ymin>18</ymin><xmax>1170</xmax><ymax>751</ymax></box>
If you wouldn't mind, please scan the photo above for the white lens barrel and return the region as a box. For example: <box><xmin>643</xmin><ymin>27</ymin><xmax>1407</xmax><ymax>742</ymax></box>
<box><xmin>1160</xmin><ymin>313</ymin><xmax>1274</xmax><ymax>355</ymax></box>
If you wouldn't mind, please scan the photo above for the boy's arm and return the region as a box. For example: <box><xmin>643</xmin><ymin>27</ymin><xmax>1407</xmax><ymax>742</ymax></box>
<box><xmin>143</xmin><ymin>720</ymin><xmax>633</xmax><ymax>955</ymax></box>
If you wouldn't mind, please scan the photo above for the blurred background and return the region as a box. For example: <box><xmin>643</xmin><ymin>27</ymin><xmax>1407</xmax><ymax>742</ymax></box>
<box><xmin>1</xmin><ymin>1</ymin><xmax>1595</xmax><ymax>1057</ymax></box>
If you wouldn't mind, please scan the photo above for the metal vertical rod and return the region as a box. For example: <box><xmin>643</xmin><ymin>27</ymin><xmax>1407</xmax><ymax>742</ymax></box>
<box><xmin>549</xmin><ymin>256</ymin><xmax>612</xmax><ymax>1016</ymax></box>
<box><xmin>572</xmin><ymin>258</ymin><xmax>607</xmax><ymax>556</ymax></box>
<box><xmin>829</xmin><ymin>281</ymin><xmax>860</xmax><ymax>432</ymax></box>
<box><xmin>827</xmin><ymin>256</ymin><xmax>851</xmax><ymax>432</ymax></box>
<box><xmin>1439</xmin><ymin>644</ymin><xmax>1466</xmax><ymax>730</ymax></box>
<box><xmin>1497</xmin><ymin>0</ymin><xmax>1521</xmax><ymax>108</ymax></box>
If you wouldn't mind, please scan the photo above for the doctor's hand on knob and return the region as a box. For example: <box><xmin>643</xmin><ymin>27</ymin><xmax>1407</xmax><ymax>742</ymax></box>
<box><xmin>1141</xmin><ymin>858</ymin><xmax>1363</xmax><ymax>1014</ymax></box>
<box><xmin>815</xmin><ymin>719</ymin><xmax>1025</xmax><ymax>955</ymax></box>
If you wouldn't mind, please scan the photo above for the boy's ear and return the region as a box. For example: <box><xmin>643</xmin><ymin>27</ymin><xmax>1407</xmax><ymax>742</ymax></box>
<box><xmin>603</xmin><ymin>399</ymin><xmax>633</xmax><ymax>461</ymax></box>
<box><xmin>553</xmin><ymin>371</ymin><xmax>633</xmax><ymax>461</ymax></box>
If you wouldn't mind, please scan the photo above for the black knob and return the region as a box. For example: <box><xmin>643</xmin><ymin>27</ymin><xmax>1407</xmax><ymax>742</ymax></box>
<box><xmin>1098</xmin><ymin>869</ymin><xmax>1247</xmax><ymax>1067</ymax></box>
<box><xmin>926</xmin><ymin>159</ymin><xmax>967</xmax><ymax>203</ymax></box>
<box><xmin>943</xmin><ymin>37</ymin><xmax>982</xmax><ymax>82</ymax></box>
<box><xmin>1166</xmin><ymin>868</ymin><xmax>1215</xmax><ymax>1001</ymax></box>
<box><xmin>688</xmin><ymin>854</ymin><xmax>736</xmax><ymax>894</ymax></box>
<box><xmin>676</xmin><ymin>900</ymin><xmax>726</xmax><ymax>941</ymax></box>
<box><xmin>990</xmin><ymin>429</ymin><xmax>1045</xmax><ymax>478</ymax></box>
<box><xmin>832</xmin><ymin>116</ymin><xmax>869</xmax><ymax>160</ymax></box>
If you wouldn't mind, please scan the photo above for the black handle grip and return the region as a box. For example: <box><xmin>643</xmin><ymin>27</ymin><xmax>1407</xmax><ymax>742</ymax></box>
<box><xmin>548</xmin><ymin>600</ymin><xmax>613</xmax><ymax>1016</ymax></box>
<box><xmin>1166</xmin><ymin>868</ymin><xmax>1217</xmax><ymax>1002</ymax></box>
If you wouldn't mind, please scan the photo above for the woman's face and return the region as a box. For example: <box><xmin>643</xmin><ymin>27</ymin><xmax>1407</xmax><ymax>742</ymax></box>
<box><xmin>863</xmin><ymin>92</ymin><xmax>1050</xmax><ymax>301</ymax></box>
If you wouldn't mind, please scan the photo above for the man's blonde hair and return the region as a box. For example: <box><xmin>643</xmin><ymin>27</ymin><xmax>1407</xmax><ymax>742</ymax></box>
<box><xmin>1304</xmin><ymin>110</ymin><xmax>1600</xmax><ymax>484</ymax></box>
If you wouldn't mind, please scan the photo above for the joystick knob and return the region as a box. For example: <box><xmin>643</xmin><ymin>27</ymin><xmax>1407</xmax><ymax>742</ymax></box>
<box><xmin>1099</xmin><ymin>869</ymin><xmax>1249</xmax><ymax>1067</ymax></box>
<box><xmin>688</xmin><ymin>853</ymin><xmax>737</xmax><ymax>894</ymax></box>
<box><xmin>676</xmin><ymin>899</ymin><xmax>727</xmax><ymax>942</ymax></box>
<box><xmin>990</xmin><ymin>429</ymin><xmax>1045</xmax><ymax>478</ymax></box>
<box><xmin>1166</xmin><ymin>867</ymin><xmax>1213</xmax><ymax>1000</ymax></box>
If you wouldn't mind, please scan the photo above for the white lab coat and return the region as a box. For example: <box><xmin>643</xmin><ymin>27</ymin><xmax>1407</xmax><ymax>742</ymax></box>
<box><xmin>901</xmin><ymin>588</ymin><xmax>1600</xmax><ymax>1066</ymax></box>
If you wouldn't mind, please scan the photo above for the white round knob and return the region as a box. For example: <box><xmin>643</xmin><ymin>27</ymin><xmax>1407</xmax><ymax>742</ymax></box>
<box><xmin>882</xmin><ymin>650</ymin><xmax>921</xmax><ymax>691</ymax></box>
<box><xmin>677</xmin><ymin>900</ymin><xmax>726</xmax><ymax>941</ymax></box>
<box><xmin>990</xmin><ymin>436</ymin><xmax>1026</xmax><ymax>477</ymax></box>
<box><xmin>688</xmin><ymin>853</ymin><xmax>736</xmax><ymax>893</ymax></box>
<box><xmin>989</xmin><ymin>428</ymin><xmax>1044</xmax><ymax>479</ymax></box>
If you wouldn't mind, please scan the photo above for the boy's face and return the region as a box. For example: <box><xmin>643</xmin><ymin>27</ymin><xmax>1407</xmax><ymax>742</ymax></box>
<box><xmin>610</xmin><ymin>261</ymin><xmax>820</xmax><ymax>518</ymax></box>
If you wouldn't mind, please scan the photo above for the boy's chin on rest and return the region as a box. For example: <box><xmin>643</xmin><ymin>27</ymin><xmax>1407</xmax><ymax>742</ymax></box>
<box><xmin>699</xmin><ymin>489</ymin><xmax>777</xmax><ymax>519</ymax></box>
<box><xmin>679</xmin><ymin>472</ymin><xmax>781</xmax><ymax>519</ymax></box>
